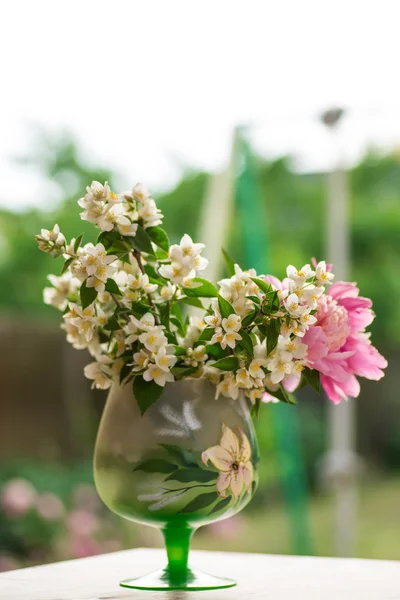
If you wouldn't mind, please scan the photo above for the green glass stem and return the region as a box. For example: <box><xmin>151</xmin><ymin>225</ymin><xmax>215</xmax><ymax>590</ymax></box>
<box><xmin>163</xmin><ymin>524</ymin><xmax>194</xmax><ymax>582</ymax></box>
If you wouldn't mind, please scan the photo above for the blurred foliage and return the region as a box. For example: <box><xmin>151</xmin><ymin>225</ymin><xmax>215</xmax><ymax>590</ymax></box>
<box><xmin>1</xmin><ymin>132</ymin><xmax>399</xmax><ymax>344</ymax></box>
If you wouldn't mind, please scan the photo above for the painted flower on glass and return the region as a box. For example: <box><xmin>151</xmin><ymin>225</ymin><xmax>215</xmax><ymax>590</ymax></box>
<box><xmin>202</xmin><ymin>424</ymin><xmax>253</xmax><ymax>499</ymax></box>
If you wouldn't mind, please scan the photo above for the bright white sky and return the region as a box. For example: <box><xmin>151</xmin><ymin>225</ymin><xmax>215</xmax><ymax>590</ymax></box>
<box><xmin>2</xmin><ymin>0</ymin><xmax>400</xmax><ymax>209</ymax></box>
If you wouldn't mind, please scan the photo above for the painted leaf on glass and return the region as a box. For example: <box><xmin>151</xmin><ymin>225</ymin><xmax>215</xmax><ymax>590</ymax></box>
<box><xmin>133</xmin><ymin>459</ymin><xmax>178</xmax><ymax>474</ymax></box>
<box><xmin>165</xmin><ymin>468</ymin><xmax>218</xmax><ymax>483</ymax></box>
<box><xmin>179</xmin><ymin>492</ymin><xmax>218</xmax><ymax>513</ymax></box>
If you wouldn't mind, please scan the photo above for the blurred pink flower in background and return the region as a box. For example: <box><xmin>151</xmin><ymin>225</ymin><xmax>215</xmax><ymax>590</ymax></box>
<box><xmin>0</xmin><ymin>555</ymin><xmax>20</xmax><ymax>572</ymax></box>
<box><xmin>67</xmin><ymin>509</ymin><xmax>99</xmax><ymax>537</ymax></box>
<box><xmin>72</xmin><ymin>484</ymin><xmax>101</xmax><ymax>513</ymax></box>
<box><xmin>208</xmin><ymin>515</ymin><xmax>244</xmax><ymax>540</ymax></box>
<box><xmin>69</xmin><ymin>535</ymin><xmax>103</xmax><ymax>559</ymax></box>
<box><xmin>1</xmin><ymin>479</ymin><xmax>37</xmax><ymax>517</ymax></box>
<box><xmin>304</xmin><ymin>282</ymin><xmax>387</xmax><ymax>403</ymax></box>
<box><xmin>36</xmin><ymin>493</ymin><xmax>65</xmax><ymax>521</ymax></box>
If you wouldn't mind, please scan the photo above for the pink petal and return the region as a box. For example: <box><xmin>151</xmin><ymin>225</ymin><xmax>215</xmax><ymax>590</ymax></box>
<box><xmin>241</xmin><ymin>463</ymin><xmax>253</xmax><ymax>493</ymax></box>
<box><xmin>216</xmin><ymin>472</ymin><xmax>231</xmax><ymax>497</ymax></box>
<box><xmin>202</xmin><ymin>446</ymin><xmax>232</xmax><ymax>472</ymax></box>
<box><xmin>329</xmin><ymin>282</ymin><xmax>359</xmax><ymax>300</ymax></box>
<box><xmin>220</xmin><ymin>424</ymin><xmax>240</xmax><ymax>458</ymax></box>
<box><xmin>230</xmin><ymin>470</ymin><xmax>244</xmax><ymax>498</ymax></box>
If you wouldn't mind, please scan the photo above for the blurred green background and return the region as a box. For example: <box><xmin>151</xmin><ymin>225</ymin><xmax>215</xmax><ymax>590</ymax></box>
<box><xmin>0</xmin><ymin>129</ymin><xmax>399</xmax><ymax>571</ymax></box>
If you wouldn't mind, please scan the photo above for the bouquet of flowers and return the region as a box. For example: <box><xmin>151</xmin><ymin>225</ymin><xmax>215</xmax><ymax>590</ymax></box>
<box><xmin>36</xmin><ymin>182</ymin><xmax>387</xmax><ymax>414</ymax></box>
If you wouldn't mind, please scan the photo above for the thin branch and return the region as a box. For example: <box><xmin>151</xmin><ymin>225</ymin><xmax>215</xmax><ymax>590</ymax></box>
<box><xmin>133</xmin><ymin>249</ymin><xmax>160</xmax><ymax>325</ymax></box>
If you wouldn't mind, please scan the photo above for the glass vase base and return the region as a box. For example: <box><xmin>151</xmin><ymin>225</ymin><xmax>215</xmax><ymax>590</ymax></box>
<box><xmin>120</xmin><ymin>566</ymin><xmax>236</xmax><ymax>591</ymax></box>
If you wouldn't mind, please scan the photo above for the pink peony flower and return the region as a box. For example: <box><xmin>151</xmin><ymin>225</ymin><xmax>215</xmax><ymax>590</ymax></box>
<box><xmin>303</xmin><ymin>281</ymin><xmax>387</xmax><ymax>403</ymax></box>
<box><xmin>1</xmin><ymin>479</ymin><xmax>37</xmax><ymax>518</ymax></box>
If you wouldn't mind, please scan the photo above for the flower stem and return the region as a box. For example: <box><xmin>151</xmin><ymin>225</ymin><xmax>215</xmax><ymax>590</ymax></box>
<box><xmin>133</xmin><ymin>249</ymin><xmax>160</xmax><ymax>325</ymax></box>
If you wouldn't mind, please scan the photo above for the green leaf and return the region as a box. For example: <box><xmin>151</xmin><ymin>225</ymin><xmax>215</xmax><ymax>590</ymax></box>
<box><xmin>170</xmin><ymin>366</ymin><xmax>198</xmax><ymax>377</ymax></box>
<box><xmin>155</xmin><ymin>249</ymin><xmax>169</xmax><ymax>260</ymax></box>
<box><xmin>97</xmin><ymin>230</ymin><xmax>120</xmax><ymax>249</ymax></box>
<box><xmin>196</xmin><ymin>327</ymin><xmax>214</xmax><ymax>342</ymax></box>
<box><xmin>180</xmin><ymin>297</ymin><xmax>205</xmax><ymax>309</ymax></box>
<box><xmin>217</xmin><ymin>294</ymin><xmax>235</xmax><ymax>318</ymax></box>
<box><xmin>184</xmin><ymin>278</ymin><xmax>219</xmax><ymax>298</ymax></box>
<box><xmin>127</xmin><ymin>225</ymin><xmax>155</xmax><ymax>256</ymax></box>
<box><xmin>131</xmin><ymin>302</ymin><xmax>152</xmax><ymax>318</ymax></box>
<box><xmin>105</xmin><ymin>278</ymin><xmax>122</xmax><ymax>296</ymax></box>
<box><xmin>205</xmin><ymin>343</ymin><xmax>226</xmax><ymax>360</ymax></box>
<box><xmin>119</xmin><ymin>362</ymin><xmax>132</xmax><ymax>384</ymax></box>
<box><xmin>171</xmin><ymin>345</ymin><xmax>187</xmax><ymax>356</ymax></box>
<box><xmin>133</xmin><ymin>459</ymin><xmax>178</xmax><ymax>474</ymax></box>
<box><xmin>80</xmin><ymin>280</ymin><xmax>98</xmax><ymax>309</ymax></box>
<box><xmin>158</xmin><ymin>444</ymin><xmax>188</xmax><ymax>466</ymax></box>
<box><xmin>147</xmin><ymin>226</ymin><xmax>170</xmax><ymax>252</ymax></box>
<box><xmin>209</xmin><ymin>496</ymin><xmax>231</xmax><ymax>515</ymax></box>
<box><xmin>250</xmin><ymin>277</ymin><xmax>273</xmax><ymax>295</ymax></box>
<box><xmin>133</xmin><ymin>376</ymin><xmax>164</xmax><ymax>415</ymax></box>
<box><xmin>158</xmin><ymin>302</ymin><xmax>170</xmax><ymax>332</ymax></box>
<box><xmin>247</xmin><ymin>295</ymin><xmax>261</xmax><ymax>304</ymax></box>
<box><xmin>104</xmin><ymin>315</ymin><xmax>121</xmax><ymax>331</ymax></box>
<box><xmin>166</xmin><ymin>468</ymin><xmax>218</xmax><ymax>483</ymax></box>
<box><xmin>238</xmin><ymin>329</ymin><xmax>254</xmax><ymax>358</ymax></box>
<box><xmin>266</xmin><ymin>322</ymin><xmax>280</xmax><ymax>355</ymax></box>
<box><xmin>212</xmin><ymin>356</ymin><xmax>239</xmax><ymax>371</ymax></box>
<box><xmin>170</xmin><ymin>317</ymin><xmax>186</xmax><ymax>337</ymax></box>
<box><xmin>272</xmin><ymin>385</ymin><xmax>298</xmax><ymax>405</ymax></box>
<box><xmin>74</xmin><ymin>233</ymin><xmax>84</xmax><ymax>254</ymax></box>
<box><xmin>61</xmin><ymin>257</ymin><xmax>74</xmax><ymax>275</ymax></box>
<box><xmin>241</xmin><ymin>310</ymin><xmax>259</xmax><ymax>328</ymax></box>
<box><xmin>303</xmin><ymin>367</ymin><xmax>321</xmax><ymax>394</ymax></box>
<box><xmin>221</xmin><ymin>248</ymin><xmax>235</xmax><ymax>276</ymax></box>
<box><xmin>179</xmin><ymin>492</ymin><xmax>218</xmax><ymax>513</ymax></box>
<box><xmin>144</xmin><ymin>263</ymin><xmax>167</xmax><ymax>284</ymax></box>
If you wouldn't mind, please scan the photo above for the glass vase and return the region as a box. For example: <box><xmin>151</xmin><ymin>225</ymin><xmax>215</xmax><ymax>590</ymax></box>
<box><xmin>94</xmin><ymin>377</ymin><xmax>259</xmax><ymax>591</ymax></box>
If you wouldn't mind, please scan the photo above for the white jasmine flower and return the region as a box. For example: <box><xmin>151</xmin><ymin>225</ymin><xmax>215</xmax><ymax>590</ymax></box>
<box><xmin>286</xmin><ymin>264</ymin><xmax>315</xmax><ymax>284</ymax></box>
<box><xmin>80</xmin><ymin>243</ymin><xmax>117</xmax><ymax>276</ymax></box>
<box><xmin>298</xmin><ymin>311</ymin><xmax>317</xmax><ymax>328</ymax></box>
<box><xmin>246</xmin><ymin>388</ymin><xmax>264</xmax><ymax>404</ymax></box>
<box><xmin>132</xmin><ymin>349</ymin><xmax>150</xmax><ymax>371</ymax></box>
<box><xmin>204</xmin><ymin>310</ymin><xmax>221</xmax><ymax>329</ymax></box>
<box><xmin>131</xmin><ymin>183</ymin><xmax>151</xmax><ymax>203</ymax></box>
<box><xmin>158</xmin><ymin>262</ymin><xmax>194</xmax><ymax>285</ymax></box>
<box><xmin>159</xmin><ymin>283</ymin><xmax>177</xmax><ymax>301</ymax></box>
<box><xmin>129</xmin><ymin>312</ymin><xmax>156</xmax><ymax>331</ymax></box>
<box><xmin>139</xmin><ymin>327</ymin><xmax>168</xmax><ymax>353</ymax></box>
<box><xmin>266</xmin><ymin>351</ymin><xmax>293</xmax><ymax>384</ymax></box>
<box><xmin>96</xmin><ymin>203</ymin><xmax>130</xmax><ymax>232</ymax></box>
<box><xmin>302</xmin><ymin>284</ymin><xmax>324</xmax><ymax>309</ymax></box>
<box><xmin>248</xmin><ymin>357</ymin><xmax>268</xmax><ymax>379</ymax></box>
<box><xmin>36</xmin><ymin>224</ymin><xmax>66</xmax><ymax>257</ymax></box>
<box><xmin>192</xmin><ymin>345</ymin><xmax>208</xmax><ymax>362</ymax></box>
<box><xmin>43</xmin><ymin>272</ymin><xmax>78</xmax><ymax>311</ymax></box>
<box><xmin>236</xmin><ymin>368</ymin><xmax>252</xmax><ymax>389</ymax></box>
<box><xmin>315</xmin><ymin>261</ymin><xmax>335</xmax><ymax>286</ymax></box>
<box><xmin>211</xmin><ymin>327</ymin><xmax>242</xmax><ymax>350</ymax></box>
<box><xmin>182</xmin><ymin>277</ymin><xmax>202</xmax><ymax>289</ymax></box>
<box><xmin>139</xmin><ymin>198</ymin><xmax>163</xmax><ymax>228</ymax></box>
<box><xmin>82</xmin><ymin>181</ymin><xmax>111</xmax><ymax>203</ymax></box>
<box><xmin>215</xmin><ymin>373</ymin><xmax>239</xmax><ymax>400</ymax></box>
<box><xmin>118</xmin><ymin>221</ymin><xmax>138</xmax><ymax>237</ymax></box>
<box><xmin>142</xmin><ymin>364</ymin><xmax>173</xmax><ymax>387</ymax></box>
<box><xmin>222</xmin><ymin>313</ymin><xmax>241</xmax><ymax>333</ymax></box>
<box><xmin>284</xmin><ymin>293</ymin><xmax>309</xmax><ymax>318</ymax></box>
<box><xmin>154</xmin><ymin>346</ymin><xmax>178</xmax><ymax>372</ymax></box>
<box><xmin>277</xmin><ymin>335</ymin><xmax>308</xmax><ymax>359</ymax></box>
<box><xmin>84</xmin><ymin>356</ymin><xmax>113</xmax><ymax>389</ymax></box>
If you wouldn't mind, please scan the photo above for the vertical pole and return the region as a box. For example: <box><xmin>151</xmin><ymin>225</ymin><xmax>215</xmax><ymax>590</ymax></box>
<box><xmin>322</xmin><ymin>108</ymin><xmax>357</xmax><ymax>557</ymax></box>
